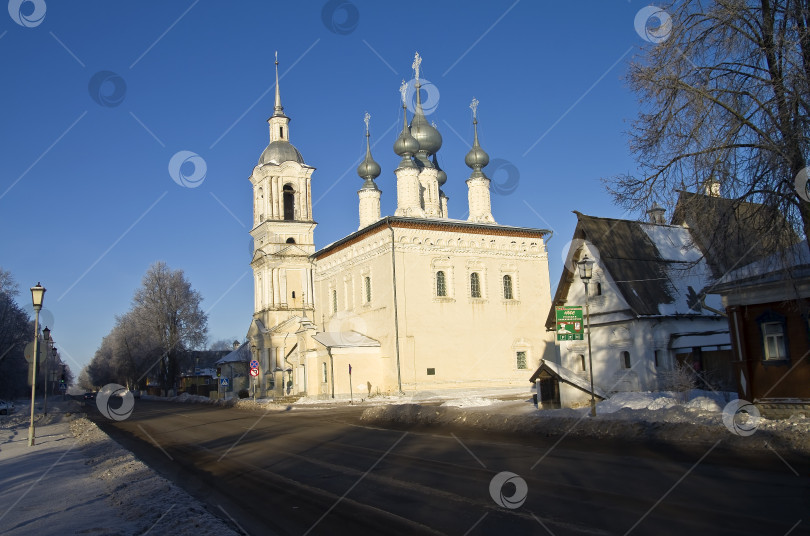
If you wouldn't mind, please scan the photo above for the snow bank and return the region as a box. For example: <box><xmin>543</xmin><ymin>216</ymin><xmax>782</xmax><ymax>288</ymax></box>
<box><xmin>70</xmin><ymin>416</ymin><xmax>240</xmax><ymax>535</ymax></box>
<box><xmin>360</xmin><ymin>391</ymin><xmax>810</xmax><ymax>453</ymax></box>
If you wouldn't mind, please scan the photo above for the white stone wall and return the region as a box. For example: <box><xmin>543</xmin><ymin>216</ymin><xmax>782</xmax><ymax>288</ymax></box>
<box><xmin>314</xmin><ymin>224</ymin><xmax>554</xmax><ymax>394</ymax></box>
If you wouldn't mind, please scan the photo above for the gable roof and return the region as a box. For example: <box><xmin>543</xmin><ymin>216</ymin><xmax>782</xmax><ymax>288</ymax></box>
<box><xmin>711</xmin><ymin>240</ymin><xmax>810</xmax><ymax>292</ymax></box>
<box><xmin>529</xmin><ymin>360</ymin><xmax>609</xmax><ymax>400</ymax></box>
<box><xmin>546</xmin><ymin>211</ymin><xmax>720</xmax><ymax>328</ymax></box>
<box><xmin>671</xmin><ymin>191</ymin><xmax>799</xmax><ymax>278</ymax></box>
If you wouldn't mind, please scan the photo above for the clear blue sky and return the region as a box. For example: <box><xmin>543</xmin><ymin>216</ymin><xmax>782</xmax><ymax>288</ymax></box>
<box><xmin>1</xmin><ymin>0</ymin><xmax>654</xmax><ymax>373</ymax></box>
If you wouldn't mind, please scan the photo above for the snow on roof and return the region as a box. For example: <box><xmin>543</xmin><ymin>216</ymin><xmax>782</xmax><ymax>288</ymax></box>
<box><xmin>216</xmin><ymin>342</ymin><xmax>251</xmax><ymax>364</ymax></box>
<box><xmin>313</xmin><ymin>332</ymin><xmax>380</xmax><ymax>348</ymax></box>
<box><xmin>715</xmin><ymin>240</ymin><xmax>810</xmax><ymax>288</ymax></box>
<box><xmin>669</xmin><ymin>331</ymin><xmax>730</xmax><ymax>349</ymax></box>
<box><xmin>530</xmin><ymin>360</ymin><xmax>609</xmax><ymax>400</ymax></box>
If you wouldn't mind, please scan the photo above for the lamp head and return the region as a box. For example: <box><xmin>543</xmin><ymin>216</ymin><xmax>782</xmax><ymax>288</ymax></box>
<box><xmin>42</xmin><ymin>326</ymin><xmax>50</xmax><ymax>341</ymax></box>
<box><xmin>30</xmin><ymin>282</ymin><xmax>45</xmax><ymax>310</ymax></box>
<box><xmin>577</xmin><ymin>255</ymin><xmax>594</xmax><ymax>281</ymax></box>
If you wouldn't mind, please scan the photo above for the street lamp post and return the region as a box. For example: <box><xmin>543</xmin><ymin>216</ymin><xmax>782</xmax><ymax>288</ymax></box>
<box><xmin>42</xmin><ymin>326</ymin><xmax>50</xmax><ymax>415</ymax></box>
<box><xmin>28</xmin><ymin>283</ymin><xmax>45</xmax><ymax>447</ymax></box>
<box><xmin>577</xmin><ymin>256</ymin><xmax>597</xmax><ymax>418</ymax></box>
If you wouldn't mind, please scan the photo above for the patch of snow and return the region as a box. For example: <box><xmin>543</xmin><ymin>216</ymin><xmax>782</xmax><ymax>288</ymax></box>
<box><xmin>440</xmin><ymin>397</ymin><xmax>500</xmax><ymax>408</ymax></box>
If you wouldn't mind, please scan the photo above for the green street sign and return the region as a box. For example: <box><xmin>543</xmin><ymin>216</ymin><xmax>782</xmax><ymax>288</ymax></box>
<box><xmin>556</xmin><ymin>306</ymin><xmax>584</xmax><ymax>341</ymax></box>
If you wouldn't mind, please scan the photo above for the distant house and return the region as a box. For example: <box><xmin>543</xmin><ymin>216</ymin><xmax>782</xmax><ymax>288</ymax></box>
<box><xmin>708</xmin><ymin>241</ymin><xmax>810</xmax><ymax>416</ymax></box>
<box><xmin>179</xmin><ymin>349</ymin><xmax>231</xmax><ymax>396</ymax></box>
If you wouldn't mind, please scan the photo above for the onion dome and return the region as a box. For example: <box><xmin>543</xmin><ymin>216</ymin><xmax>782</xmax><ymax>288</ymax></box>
<box><xmin>394</xmin><ymin>105</ymin><xmax>419</xmax><ymax>157</ymax></box>
<box><xmin>465</xmin><ymin>98</ymin><xmax>489</xmax><ymax>176</ymax></box>
<box><xmin>432</xmin><ymin>153</ymin><xmax>447</xmax><ymax>186</ymax></box>
<box><xmin>409</xmin><ymin>81</ymin><xmax>442</xmax><ymax>156</ymax></box>
<box><xmin>259</xmin><ymin>141</ymin><xmax>304</xmax><ymax>166</ymax></box>
<box><xmin>358</xmin><ymin>113</ymin><xmax>381</xmax><ymax>190</ymax></box>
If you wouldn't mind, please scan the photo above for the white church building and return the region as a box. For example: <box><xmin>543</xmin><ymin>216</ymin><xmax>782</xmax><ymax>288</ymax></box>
<box><xmin>245</xmin><ymin>54</ymin><xmax>554</xmax><ymax>399</ymax></box>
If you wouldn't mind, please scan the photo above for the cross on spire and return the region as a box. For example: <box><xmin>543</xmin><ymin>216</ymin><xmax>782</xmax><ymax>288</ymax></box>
<box><xmin>470</xmin><ymin>97</ymin><xmax>479</xmax><ymax>120</ymax></box>
<box><xmin>412</xmin><ymin>52</ymin><xmax>422</xmax><ymax>82</ymax></box>
<box><xmin>399</xmin><ymin>79</ymin><xmax>408</xmax><ymax>106</ymax></box>
<box><xmin>364</xmin><ymin>111</ymin><xmax>371</xmax><ymax>135</ymax></box>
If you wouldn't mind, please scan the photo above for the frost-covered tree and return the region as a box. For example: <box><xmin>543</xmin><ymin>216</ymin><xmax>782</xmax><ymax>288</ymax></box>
<box><xmin>132</xmin><ymin>262</ymin><xmax>208</xmax><ymax>392</ymax></box>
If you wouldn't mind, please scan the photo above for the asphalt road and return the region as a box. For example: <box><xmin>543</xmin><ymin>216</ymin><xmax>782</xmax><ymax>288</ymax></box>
<box><xmin>89</xmin><ymin>399</ymin><xmax>810</xmax><ymax>536</ymax></box>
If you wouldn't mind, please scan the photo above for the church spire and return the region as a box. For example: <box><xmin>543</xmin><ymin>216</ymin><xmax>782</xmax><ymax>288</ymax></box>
<box><xmin>358</xmin><ymin>112</ymin><xmax>382</xmax><ymax>229</ymax></box>
<box><xmin>465</xmin><ymin>97</ymin><xmax>489</xmax><ymax>177</ymax></box>
<box><xmin>358</xmin><ymin>112</ymin><xmax>381</xmax><ymax>190</ymax></box>
<box><xmin>394</xmin><ymin>79</ymin><xmax>418</xmax><ymax>169</ymax></box>
<box><xmin>465</xmin><ymin>97</ymin><xmax>495</xmax><ymax>223</ymax></box>
<box><xmin>273</xmin><ymin>51</ymin><xmax>286</xmax><ymax>118</ymax></box>
<box><xmin>407</xmin><ymin>52</ymin><xmax>441</xmax><ymax>167</ymax></box>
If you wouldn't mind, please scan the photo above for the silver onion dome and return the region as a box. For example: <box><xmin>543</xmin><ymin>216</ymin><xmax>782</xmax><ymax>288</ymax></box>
<box><xmin>409</xmin><ymin>82</ymin><xmax>442</xmax><ymax>156</ymax></box>
<box><xmin>394</xmin><ymin>107</ymin><xmax>419</xmax><ymax>157</ymax></box>
<box><xmin>358</xmin><ymin>116</ymin><xmax>381</xmax><ymax>190</ymax></box>
<box><xmin>259</xmin><ymin>140</ymin><xmax>305</xmax><ymax>166</ymax></box>
<box><xmin>464</xmin><ymin>114</ymin><xmax>489</xmax><ymax>174</ymax></box>
<box><xmin>432</xmin><ymin>153</ymin><xmax>447</xmax><ymax>186</ymax></box>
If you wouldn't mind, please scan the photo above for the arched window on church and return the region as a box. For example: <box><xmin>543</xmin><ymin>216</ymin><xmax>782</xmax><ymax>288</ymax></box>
<box><xmin>331</xmin><ymin>289</ymin><xmax>337</xmax><ymax>314</ymax></box>
<box><xmin>283</xmin><ymin>184</ymin><xmax>295</xmax><ymax>221</ymax></box>
<box><xmin>436</xmin><ymin>271</ymin><xmax>447</xmax><ymax>297</ymax></box>
<box><xmin>286</xmin><ymin>237</ymin><xmax>295</xmax><ymax>244</ymax></box>
<box><xmin>503</xmin><ymin>275</ymin><xmax>513</xmax><ymax>300</ymax></box>
<box><xmin>470</xmin><ymin>272</ymin><xmax>481</xmax><ymax>298</ymax></box>
<box><xmin>364</xmin><ymin>276</ymin><xmax>372</xmax><ymax>303</ymax></box>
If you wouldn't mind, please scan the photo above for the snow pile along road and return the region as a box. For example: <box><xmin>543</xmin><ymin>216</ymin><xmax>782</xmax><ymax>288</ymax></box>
<box><xmin>360</xmin><ymin>390</ymin><xmax>810</xmax><ymax>453</ymax></box>
<box><xmin>68</xmin><ymin>416</ymin><xmax>241</xmax><ymax>536</ymax></box>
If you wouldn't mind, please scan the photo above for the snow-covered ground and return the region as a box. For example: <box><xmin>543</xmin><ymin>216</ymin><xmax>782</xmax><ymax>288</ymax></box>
<box><xmin>151</xmin><ymin>387</ymin><xmax>808</xmax><ymax>452</ymax></box>
<box><xmin>359</xmin><ymin>389</ymin><xmax>810</xmax><ymax>453</ymax></box>
<box><xmin>0</xmin><ymin>398</ymin><xmax>240</xmax><ymax>536</ymax></box>
<box><xmin>2</xmin><ymin>389</ymin><xmax>805</xmax><ymax>535</ymax></box>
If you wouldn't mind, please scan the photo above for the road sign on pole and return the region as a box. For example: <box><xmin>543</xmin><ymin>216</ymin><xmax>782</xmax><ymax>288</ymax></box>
<box><xmin>249</xmin><ymin>359</ymin><xmax>259</xmax><ymax>369</ymax></box>
<box><xmin>555</xmin><ymin>306</ymin><xmax>584</xmax><ymax>341</ymax></box>
<box><xmin>249</xmin><ymin>368</ymin><xmax>259</xmax><ymax>377</ymax></box>
<box><xmin>220</xmin><ymin>378</ymin><xmax>230</xmax><ymax>387</ymax></box>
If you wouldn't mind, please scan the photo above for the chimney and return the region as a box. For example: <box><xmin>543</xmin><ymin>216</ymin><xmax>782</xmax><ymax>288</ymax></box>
<box><xmin>232</xmin><ymin>340</ymin><xmax>240</xmax><ymax>351</ymax></box>
<box><xmin>646</xmin><ymin>202</ymin><xmax>666</xmax><ymax>224</ymax></box>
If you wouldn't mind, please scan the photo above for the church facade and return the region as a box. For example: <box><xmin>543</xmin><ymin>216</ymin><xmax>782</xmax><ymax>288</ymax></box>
<box><xmin>246</xmin><ymin>54</ymin><xmax>554</xmax><ymax>398</ymax></box>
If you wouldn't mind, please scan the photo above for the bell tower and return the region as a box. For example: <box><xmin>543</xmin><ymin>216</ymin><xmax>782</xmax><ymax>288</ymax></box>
<box><xmin>249</xmin><ymin>53</ymin><xmax>316</xmax><ymax>330</ymax></box>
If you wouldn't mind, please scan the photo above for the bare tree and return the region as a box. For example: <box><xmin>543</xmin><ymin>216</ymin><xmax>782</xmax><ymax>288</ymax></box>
<box><xmin>132</xmin><ymin>262</ymin><xmax>208</xmax><ymax>393</ymax></box>
<box><xmin>607</xmin><ymin>0</ymin><xmax>809</xmax><ymax>256</ymax></box>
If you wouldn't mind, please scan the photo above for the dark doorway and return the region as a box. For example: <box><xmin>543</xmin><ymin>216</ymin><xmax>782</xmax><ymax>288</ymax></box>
<box><xmin>538</xmin><ymin>372</ymin><xmax>560</xmax><ymax>409</ymax></box>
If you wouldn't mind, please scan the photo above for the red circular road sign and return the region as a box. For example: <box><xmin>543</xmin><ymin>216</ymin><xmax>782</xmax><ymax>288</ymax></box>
<box><xmin>249</xmin><ymin>368</ymin><xmax>259</xmax><ymax>377</ymax></box>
